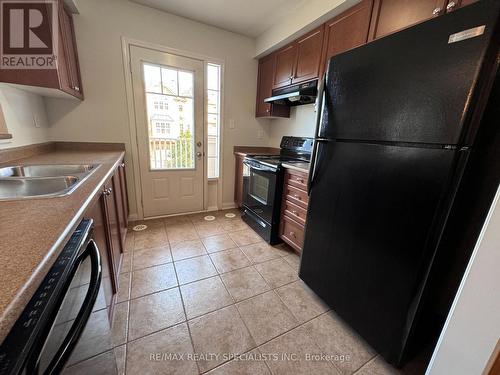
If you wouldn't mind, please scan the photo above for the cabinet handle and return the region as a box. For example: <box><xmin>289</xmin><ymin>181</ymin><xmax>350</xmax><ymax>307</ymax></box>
<box><xmin>73</xmin><ymin>86</ymin><xmax>80</xmax><ymax>91</ymax></box>
<box><xmin>292</xmin><ymin>210</ymin><xmax>299</xmax><ymax>216</ymax></box>
<box><xmin>289</xmin><ymin>231</ymin><xmax>296</xmax><ymax>238</ymax></box>
<box><xmin>120</xmin><ymin>162</ymin><xmax>125</xmax><ymax>168</ymax></box>
<box><xmin>446</xmin><ymin>1</ymin><xmax>456</xmax><ymax>11</ymax></box>
<box><xmin>293</xmin><ymin>194</ymin><xmax>301</xmax><ymax>200</ymax></box>
<box><xmin>103</xmin><ymin>188</ymin><xmax>111</xmax><ymax>196</ymax></box>
<box><xmin>296</xmin><ymin>177</ymin><xmax>304</xmax><ymax>183</ymax></box>
<box><xmin>266</xmin><ymin>109</ymin><xmax>270</xmax><ymax>113</ymax></box>
<box><xmin>432</xmin><ymin>7</ymin><xmax>442</xmax><ymax>16</ymax></box>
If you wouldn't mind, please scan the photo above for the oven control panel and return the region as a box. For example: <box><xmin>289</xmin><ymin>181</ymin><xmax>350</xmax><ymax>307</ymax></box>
<box><xmin>280</xmin><ymin>137</ymin><xmax>313</xmax><ymax>153</ymax></box>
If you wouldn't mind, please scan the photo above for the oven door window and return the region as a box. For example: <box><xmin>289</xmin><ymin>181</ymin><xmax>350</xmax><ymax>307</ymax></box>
<box><xmin>243</xmin><ymin>163</ymin><xmax>277</xmax><ymax>224</ymax></box>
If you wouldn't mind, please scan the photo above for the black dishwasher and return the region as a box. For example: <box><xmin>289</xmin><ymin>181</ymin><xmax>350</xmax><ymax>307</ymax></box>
<box><xmin>0</xmin><ymin>219</ymin><xmax>117</xmax><ymax>375</ymax></box>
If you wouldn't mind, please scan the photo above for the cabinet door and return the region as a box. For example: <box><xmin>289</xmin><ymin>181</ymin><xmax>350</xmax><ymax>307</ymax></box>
<box><xmin>86</xmin><ymin>194</ymin><xmax>117</xmax><ymax>319</ymax></box>
<box><xmin>59</xmin><ymin>4</ymin><xmax>83</xmax><ymax>98</ymax></box>
<box><xmin>273</xmin><ymin>44</ymin><xmax>297</xmax><ymax>89</ymax></box>
<box><xmin>323</xmin><ymin>0</ymin><xmax>373</xmax><ymax>65</ymax></box>
<box><xmin>102</xmin><ymin>181</ymin><xmax>122</xmax><ymax>278</ymax></box>
<box><xmin>292</xmin><ymin>25</ymin><xmax>324</xmax><ymax>84</ymax></box>
<box><xmin>446</xmin><ymin>0</ymin><xmax>478</xmax><ymax>12</ymax></box>
<box><xmin>256</xmin><ymin>55</ymin><xmax>290</xmax><ymax>118</ymax></box>
<box><xmin>368</xmin><ymin>0</ymin><xmax>448</xmax><ymax>40</ymax></box>
<box><xmin>112</xmin><ymin>169</ymin><xmax>127</xmax><ymax>250</ymax></box>
<box><xmin>234</xmin><ymin>154</ymin><xmax>244</xmax><ymax>208</ymax></box>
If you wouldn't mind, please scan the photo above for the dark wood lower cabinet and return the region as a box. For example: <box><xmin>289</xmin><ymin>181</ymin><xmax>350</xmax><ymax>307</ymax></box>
<box><xmin>84</xmin><ymin>159</ymin><xmax>128</xmax><ymax>321</ymax></box>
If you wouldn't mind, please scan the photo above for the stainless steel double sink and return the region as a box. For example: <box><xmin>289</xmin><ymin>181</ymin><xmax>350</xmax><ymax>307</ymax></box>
<box><xmin>0</xmin><ymin>164</ymin><xmax>100</xmax><ymax>200</ymax></box>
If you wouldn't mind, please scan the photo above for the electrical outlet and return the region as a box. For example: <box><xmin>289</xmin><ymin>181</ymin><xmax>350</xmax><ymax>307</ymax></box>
<box><xmin>229</xmin><ymin>119</ymin><xmax>236</xmax><ymax>129</ymax></box>
<box><xmin>257</xmin><ymin>129</ymin><xmax>264</xmax><ymax>139</ymax></box>
<box><xmin>33</xmin><ymin>114</ymin><xmax>40</xmax><ymax>128</ymax></box>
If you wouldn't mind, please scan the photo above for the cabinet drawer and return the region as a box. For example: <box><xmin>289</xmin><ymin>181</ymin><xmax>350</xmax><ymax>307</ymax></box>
<box><xmin>283</xmin><ymin>200</ymin><xmax>307</xmax><ymax>226</ymax></box>
<box><xmin>283</xmin><ymin>184</ymin><xmax>309</xmax><ymax>209</ymax></box>
<box><xmin>285</xmin><ymin>169</ymin><xmax>308</xmax><ymax>190</ymax></box>
<box><xmin>280</xmin><ymin>216</ymin><xmax>305</xmax><ymax>252</ymax></box>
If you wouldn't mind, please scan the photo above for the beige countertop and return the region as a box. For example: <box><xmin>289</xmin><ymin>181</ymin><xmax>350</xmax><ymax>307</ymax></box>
<box><xmin>282</xmin><ymin>161</ymin><xmax>310</xmax><ymax>174</ymax></box>
<box><xmin>0</xmin><ymin>144</ymin><xmax>125</xmax><ymax>343</ymax></box>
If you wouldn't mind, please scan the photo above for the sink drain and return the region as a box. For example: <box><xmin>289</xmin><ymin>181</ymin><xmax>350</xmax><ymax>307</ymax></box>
<box><xmin>132</xmin><ymin>224</ymin><xmax>148</xmax><ymax>232</ymax></box>
<box><xmin>204</xmin><ymin>215</ymin><xmax>216</xmax><ymax>221</ymax></box>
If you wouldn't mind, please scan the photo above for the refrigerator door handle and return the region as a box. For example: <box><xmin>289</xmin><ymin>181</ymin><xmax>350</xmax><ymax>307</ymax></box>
<box><xmin>307</xmin><ymin>139</ymin><xmax>327</xmax><ymax>195</ymax></box>
<box><xmin>308</xmin><ymin>71</ymin><xmax>327</xmax><ymax>195</ymax></box>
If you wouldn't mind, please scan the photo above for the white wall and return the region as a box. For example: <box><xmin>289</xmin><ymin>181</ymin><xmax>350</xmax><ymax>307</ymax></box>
<box><xmin>0</xmin><ymin>85</ymin><xmax>50</xmax><ymax>149</ymax></box>
<box><xmin>267</xmin><ymin>104</ymin><xmax>316</xmax><ymax>147</ymax></box>
<box><xmin>426</xmin><ymin>185</ymin><xmax>500</xmax><ymax>375</ymax></box>
<box><xmin>45</xmin><ymin>0</ymin><xmax>270</xmax><ymax>217</ymax></box>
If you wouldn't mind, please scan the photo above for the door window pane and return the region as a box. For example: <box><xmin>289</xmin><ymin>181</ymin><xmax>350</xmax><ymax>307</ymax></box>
<box><xmin>207</xmin><ymin>64</ymin><xmax>219</xmax><ymax>91</ymax></box>
<box><xmin>206</xmin><ymin>63</ymin><xmax>221</xmax><ymax>178</ymax></box>
<box><xmin>143</xmin><ymin>63</ymin><xmax>195</xmax><ymax>170</ymax></box>
<box><xmin>143</xmin><ymin>64</ymin><xmax>162</xmax><ymax>93</ymax></box>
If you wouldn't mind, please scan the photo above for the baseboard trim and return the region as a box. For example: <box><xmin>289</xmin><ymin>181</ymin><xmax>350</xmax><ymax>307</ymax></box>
<box><xmin>222</xmin><ymin>202</ymin><xmax>237</xmax><ymax>209</ymax></box>
<box><xmin>128</xmin><ymin>213</ymin><xmax>139</xmax><ymax>221</ymax></box>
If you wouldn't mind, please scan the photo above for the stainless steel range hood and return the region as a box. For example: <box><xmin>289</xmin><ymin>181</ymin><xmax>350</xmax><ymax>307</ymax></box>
<box><xmin>264</xmin><ymin>80</ymin><xmax>318</xmax><ymax>106</ymax></box>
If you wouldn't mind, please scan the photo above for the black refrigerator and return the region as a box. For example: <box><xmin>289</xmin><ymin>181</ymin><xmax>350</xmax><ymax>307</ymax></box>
<box><xmin>300</xmin><ymin>0</ymin><xmax>500</xmax><ymax>367</ymax></box>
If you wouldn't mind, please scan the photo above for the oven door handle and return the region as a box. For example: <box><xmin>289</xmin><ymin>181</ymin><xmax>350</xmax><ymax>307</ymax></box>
<box><xmin>41</xmin><ymin>239</ymin><xmax>102</xmax><ymax>375</ymax></box>
<box><xmin>244</xmin><ymin>161</ymin><xmax>276</xmax><ymax>173</ymax></box>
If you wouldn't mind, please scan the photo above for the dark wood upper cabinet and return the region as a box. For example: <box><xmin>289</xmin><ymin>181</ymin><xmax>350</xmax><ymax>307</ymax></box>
<box><xmin>446</xmin><ymin>0</ymin><xmax>478</xmax><ymax>12</ymax></box>
<box><xmin>293</xmin><ymin>25</ymin><xmax>325</xmax><ymax>84</ymax></box>
<box><xmin>256</xmin><ymin>54</ymin><xmax>290</xmax><ymax>118</ymax></box>
<box><xmin>0</xmin><ymin>0</ymin><xmax>83</xmax><ymax>99</ymax></box>
<box><xmin>273</xmin><ymin>44</ymin><xmax>297</xmax><ymax>89</ymax></box>
<box><xmin>368</xmin><ymin>0</ymin><xmax>448</xmax><ymax>40</ymax></box>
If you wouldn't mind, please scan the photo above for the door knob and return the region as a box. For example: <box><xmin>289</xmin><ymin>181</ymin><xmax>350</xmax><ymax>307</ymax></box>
<box><xmin>196</xmin><ymin>141</ymin><xmax>202</xmax><ymax>147</ymax></box>
<box><xmin>196</xmin><ymin>152</ymin><xmax>202</xmax><ymax>158</ymax></box>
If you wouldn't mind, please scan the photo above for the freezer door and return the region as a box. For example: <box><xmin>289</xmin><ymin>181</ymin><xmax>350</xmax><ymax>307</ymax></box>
<box><xmin>300</xmin><ymin>141</ymin><xmax>458</xmax><ymax>364</ymax></box>
<box><xmin>319</xmin><ymin>0</ymin><xmax>500</xmax><ymax>145</ymax></box>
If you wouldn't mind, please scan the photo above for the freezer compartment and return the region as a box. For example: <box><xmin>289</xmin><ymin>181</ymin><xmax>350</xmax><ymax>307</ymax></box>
<box><xmin>300</xmin><ymin>140</ymin><xmax>460</xmax><ymax>364</ymax></box>
<box><xmin>319</xmin><ymin>0</ymin><xmax>500</xmax><ymax>145</ymax></box>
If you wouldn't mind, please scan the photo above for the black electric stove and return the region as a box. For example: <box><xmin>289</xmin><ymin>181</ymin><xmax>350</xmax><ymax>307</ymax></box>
<box><xmin>241</xmin><ymin>137</ymin><xmax>313</xmax><ymax>244</ymax></box>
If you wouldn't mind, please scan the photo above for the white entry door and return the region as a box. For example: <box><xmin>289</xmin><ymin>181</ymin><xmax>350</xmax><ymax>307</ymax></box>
<box><xmin>130</xmin><ymin>46</ymin><xmax>205</xmax><ymax>217</ymax></box>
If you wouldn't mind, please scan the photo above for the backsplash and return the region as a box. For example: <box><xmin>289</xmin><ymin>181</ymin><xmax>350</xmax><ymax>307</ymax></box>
<box><xmin>267</xmin><ymin>104</ymin><xmax>316</xmax><ymax>146</ymax></box>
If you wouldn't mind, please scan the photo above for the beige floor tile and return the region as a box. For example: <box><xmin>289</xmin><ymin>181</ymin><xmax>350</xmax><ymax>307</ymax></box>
<box><xmin>128</xmin><ymin>288</ymin><xmax>185</xmax><ymax>340</ymax></box>
<box><xmin>189</xmin><ymin>305</ymin><xmax>255</xmax><ymax>372</ymax></box>
<box><xmin>180</xmin><ymin>276</ymin><xmax>233</xmax><ymax>319</ymax></box>
<box><xmin>131</xmin><ymin>263</ymin><xmax>177</xmax><ymax>298</ymax></box>
<box><xmin>254</xmin><ymin>258</ymin><xmax>298</xmax><ymax>288</ymax></box>
<box><xmin>175</xmin><ymin>255</ymin><xmax>218</xmax><ymax>284</ymax></box>
<box><xmin>63</xmin><ymin>350</ymin><xmax>118</xmax><ymax>375</ymax></box>
<box><xmin>194</xmin><ymin>222</ymin><xmax>225</xmax><ymax>237</ymax></box>
<box><xmin>134</xmin><ymin>227</ymin><xmax>168</xmax><ymax>250</ymax></box>
<box><xmin>68</xmin><ymin>309</ymin><xmax>114</xmax><ymax>365</ymax></box>
<box><xmin>117</xmin><ymin>272</ymin><xmax>131</xmax><ymax>303</ymax></box>
<box><xmin>303</xmin><ymin>311</ymin><xmax>376</xmax><ymax>374</ymax></box>
<box><xmin>355</xmin><ymin>356</ymin><xmax>401</xmax><ymax>375</ymax></box>
<box><xmin>206</xmin><ymin>349</ymin><xmax>271</xmax><ymax>375</ymax></box>
<box><xmin>120</xmin><ymin>252</ymin><xmax>132</xmax><ymax>274</ymax></box>
<box><xmin>124</xmin><ymin>232</ymin><xmax>134</xmax><ymax>252</ymax></box>
<box><xmin>114</xmin><ymin>345</ymin><xmax>126</xmax><ymax>375</ymax></box>
<box><xmin>167</xmin><ymin>223</ymin><xmax>199</xmax><ymax>244</ymax></box>
<box><xmin>126</xmin><ymin>323</ymin><xmax>198</xmax><ymax>375</ymax></box>
<box><xmin>236</xmin><ymin>291</ymin><xmax>298</xmax><ymax>345</ymax></box>
<box><xmin>170</xmin><ymin>239</ymin><xmax>207</xmax><ymax>261</ymax></box>
<box><xmin>259</xmin><ymin>325</ymin><xmax>340</xmax><ymax>375</ymax></box>
<box><xmin>133</xmin><ymin>245</ymin><xmax>172</xmax><ymax>270</ymax></box>
<box><xmin>228</xmin><ymin>229</ymin><xmax>262</xmax><ymax>246</ymax></box>
<box><xmin>202</xmin><ymin>233</ymin><xmax>238</xmax><ymax>253</ymax></box>
<box><xmin>276</xmin><ymin>281</ymin><xmax>328</xmax><ymax>323</ymax></box>
<box><xmin>220</xmin><ymin>219</ymin><xmax>250</xmax><ymax>232</ymax></box>
<box><xmin>283</xmin><ymin>253</ymin><xmax>301</xmax><ymax>272</ymax></box>
<box><xmin>164</xmin><ymin>215</ymin><xmax>192</xmax><ymax>226</ymax></box>
<box><xmin>112</xmin><ymin>301</ymin><xmax>129</xmax><ymax>346</ymax></box>
<box><xmin>214</xmin><ymin>208</ymin><xmax>241</xmax><ymax>218</ymax></box>
<box><xmin>240</xmin><ymin>242</ymin><xmax>284</xmax><ymax>264</ymax></box>
<box><xmin>221</xmin><ymin>266</ymin><xmax>270</xmax><ymax>302</ymax></box>
<box><xmin>210</xmin><ymin>248</ymin><xmax>251</xmax><ymax>273</ymax></box>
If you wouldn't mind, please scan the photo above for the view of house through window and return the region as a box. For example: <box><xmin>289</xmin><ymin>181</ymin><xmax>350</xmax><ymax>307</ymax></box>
<box><xmin>207</xmin><ymin>63</ymin><xmax>221</xmax><ymax>178</ymax></box>
<box><xmin>143</xmin><ymin>63</ymin><xmax>195</xmax><ymax>170</ymax></box>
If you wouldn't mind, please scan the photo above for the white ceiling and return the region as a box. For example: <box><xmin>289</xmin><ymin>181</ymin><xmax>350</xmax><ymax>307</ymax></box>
<box><xmin>130</xmin><ymin>0</ymin><xmax>308</xmax><ymax>37</ymax></box>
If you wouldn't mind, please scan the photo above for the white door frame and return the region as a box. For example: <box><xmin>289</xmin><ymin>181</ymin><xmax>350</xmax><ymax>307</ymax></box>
<box><xmin>121</xmin><ymin>37</ymin><xmax>225</xmax><ymax>220</ymax></box>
